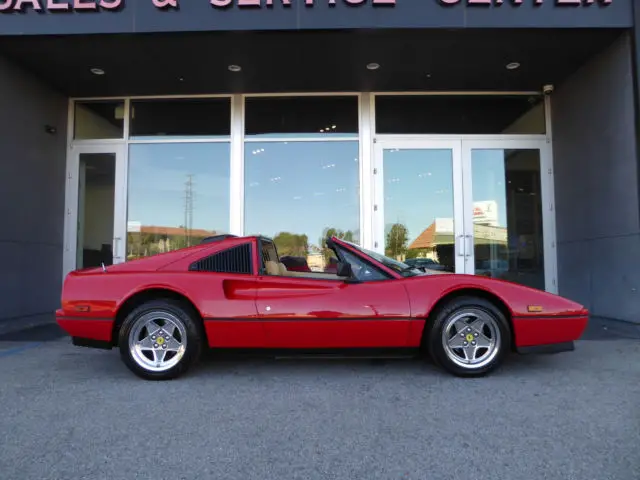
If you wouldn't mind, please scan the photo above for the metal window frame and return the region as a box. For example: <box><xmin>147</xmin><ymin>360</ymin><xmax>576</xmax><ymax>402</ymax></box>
<box><xmin>64</xmin><ymin>90</ymin><xmax>556</xmax><ymax>288</ymax></box>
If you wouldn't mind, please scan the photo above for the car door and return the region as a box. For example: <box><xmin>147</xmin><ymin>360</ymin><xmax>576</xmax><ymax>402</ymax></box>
<box><xmin>256</xmin><ymin>272</ymin><xmax>412</xmax><ymax>349</ymax></box>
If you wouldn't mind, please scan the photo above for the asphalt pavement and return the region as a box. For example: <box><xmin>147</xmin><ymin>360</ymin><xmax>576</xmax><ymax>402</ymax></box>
<box><xmin>0</xmin><ymin>320</ymin><xmax>638</xmax><ymax>480</ymax></box>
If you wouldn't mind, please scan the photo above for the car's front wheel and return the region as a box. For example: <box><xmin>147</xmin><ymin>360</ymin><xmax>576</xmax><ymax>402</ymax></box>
<box><xmin>118</xmin><ymin>299</ymin><xmax>204</xmax><ymax>380</ymax></box>
<box><xmin>427</xmin><ymin>296</ymin><xmax>511</xmax><ymax>377</ymax></box>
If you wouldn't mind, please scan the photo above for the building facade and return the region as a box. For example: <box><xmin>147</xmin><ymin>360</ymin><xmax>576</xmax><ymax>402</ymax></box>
<box><xmin>0</xmin><ymin>0</ymin><xmax>638</xmax><ymax>329</ymax></box>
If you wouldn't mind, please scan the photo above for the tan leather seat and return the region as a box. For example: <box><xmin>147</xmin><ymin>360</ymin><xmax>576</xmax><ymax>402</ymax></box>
<box><xmin>264</xmin><ymin>260</ymin><xmax>280</xmax><ymax>276</ymax></box>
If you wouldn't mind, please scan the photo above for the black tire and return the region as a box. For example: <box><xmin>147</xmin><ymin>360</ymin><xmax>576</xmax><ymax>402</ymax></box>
<box><xmin>426</xmin><ymin>296</ymin><xmax>511</xmax><ymax>377</ymax></box>
<box><xmin>118</xmin><ymin>299</ymin><xmax>204</xmax><ymax>380</ymax></box>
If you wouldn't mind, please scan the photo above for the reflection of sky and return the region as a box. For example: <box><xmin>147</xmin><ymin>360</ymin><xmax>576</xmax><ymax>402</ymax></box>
<box><xmin>128</xmin><ymin>143</ymin><xmax>230</xmax><ymax>232</ymax></box>
<box><xmin>244</xmin><ymin>141</ymin><xmax>360</xmax><ymax>247</ymax></box>
<box><xmin>383</xmin><ymin>149</ymin><xmax>507</xmax><ymax>244</ymax></box>
<box><xmin>126</xmin><ymin>141</ymin><xmax>509</xmax><ymax>246</ymax></box>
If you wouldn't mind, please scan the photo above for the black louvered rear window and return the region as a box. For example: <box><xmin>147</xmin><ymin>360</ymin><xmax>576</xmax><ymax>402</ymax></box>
<box><xmin>189</xmin><ymin>243</ymin><xmax>253</xmax><ymax>274</ymax></box>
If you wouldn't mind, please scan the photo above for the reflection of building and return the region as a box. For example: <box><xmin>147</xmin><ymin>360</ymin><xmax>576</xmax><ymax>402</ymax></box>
<box><xmin>407</xmin><ymin>200</ymin><xmax>507</xmax><ymax>263</ymax></box>
<box><xmin>473</xmin><ymin>200</ymin><xmax>499</xmax><ymax>227</ymax></box>
<box><xmin>408</xmin><ymin>218</ymin><xmax>508</xmax><ymax>264</ymax></box>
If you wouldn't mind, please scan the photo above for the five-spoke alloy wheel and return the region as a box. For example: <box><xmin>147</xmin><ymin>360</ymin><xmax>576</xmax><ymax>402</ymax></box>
<box><xmin>427</xmin><ymin>296</ymin><xmax>511</xmax><ymax>377</ymax></box>
<box><xmin>118</xmin><ymin>299</ymin><xmax>203</xmax><ymax>380</ymax></box>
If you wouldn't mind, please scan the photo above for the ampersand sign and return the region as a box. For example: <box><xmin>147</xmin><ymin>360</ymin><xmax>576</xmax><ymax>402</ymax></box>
<box><xmin>153</xmin><ymin>0</ymin><xmax>179</xmax><ymax>8</ymax></box>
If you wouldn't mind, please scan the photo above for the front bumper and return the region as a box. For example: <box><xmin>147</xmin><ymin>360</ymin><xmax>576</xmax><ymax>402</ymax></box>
<box><xmin>512</xmin><ymin>314</ymin><xmax>589</xmax><ymax>353</ymax></box>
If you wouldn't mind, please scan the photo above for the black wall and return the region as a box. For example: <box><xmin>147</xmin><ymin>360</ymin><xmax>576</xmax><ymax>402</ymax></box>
<box><xmin>552</xmin><ymin>33</ymin><xmax>640</xmax><ymax>324</ymax></box>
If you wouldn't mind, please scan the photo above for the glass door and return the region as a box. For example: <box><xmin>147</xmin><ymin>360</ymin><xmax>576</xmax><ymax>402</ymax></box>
<box><xmin>461</xmin><ymin>139</ymin><xmax>556</xmax><ymax>293</ymax></box>
<box><xmin>373</xmin><ymin>140</ymin><xmax>465</xmax><ymax>274</ymax></box>
<box><xmin>63</xmin><ymin>144</ymin><xmax>127</xmax><ymax>277</ymax></box>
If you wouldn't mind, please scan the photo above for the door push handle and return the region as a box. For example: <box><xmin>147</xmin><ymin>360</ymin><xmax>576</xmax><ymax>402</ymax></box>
<box><xmin>465</xmin><ymin>234</ymin><xmax>473</xmax><ymax>257</ymax></box>
<box><xmin>113</xmin><ymin>237</ymin><xmax>122</xmax><ymax>259</ymax></box>
<box><xmin>456</xmin><ymin>235</ymin><xmax>465</xmax><ymax>256</ymax></box>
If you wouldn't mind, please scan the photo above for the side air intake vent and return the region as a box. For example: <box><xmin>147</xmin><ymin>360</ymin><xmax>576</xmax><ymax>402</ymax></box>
<box><xmin>189</xmin><ymin>243</ymin><xmax>252</xmax><ymax>274</ymax></box>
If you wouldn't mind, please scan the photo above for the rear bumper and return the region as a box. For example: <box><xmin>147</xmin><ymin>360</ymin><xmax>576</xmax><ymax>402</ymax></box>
<box><xmin>56</xmin><ymin>310</ymin><xmax>114</xmax><ymax>348</ymax></box>
<box><xmin>512</xmin><ymin>314</ymin><xmax>588</xmax><ymax>353</ymax></box>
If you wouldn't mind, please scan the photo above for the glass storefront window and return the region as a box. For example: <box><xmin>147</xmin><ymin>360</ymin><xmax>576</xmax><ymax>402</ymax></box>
<box><xmin>470</xmin><ymin>148</ymin><xmax>545</xmax><ymax>290</ymax></box>
<box><xmin>129</xmin><ymin>98</ymin><xmax>231</xmax><ymax>139</ymax></box>
<box><xmin>382</xmin><ymin>148</ymin><xmax>456</xmax><ymax>273</ymax></box>
<box><xmin>244</xmin><ymin>96</ymin><xmax>359</xmax><ymax>138</ymax></box>
<box><xmin>127</xmin><ymin>142</ymin><xmax>230</xmax><ymax>260</ymax></box>
<box><xmin>74</xmin><ymin>100</ymin><xmax>125</xmax><ymax>139</ymax></box>
<box><xmin>375</xmin><ymin>95</ymin><xmax>546</xmax><ymax>135</ymax></box>
<box><xmin>244</xmin><ymin>141</ymin><xmax>360</xmax><ymax>272</ymax></box>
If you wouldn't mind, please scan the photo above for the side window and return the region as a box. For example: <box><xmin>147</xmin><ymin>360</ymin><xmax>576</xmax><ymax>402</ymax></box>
<box><xmin>260</xmin><ymin>240</ymin><xmax>280</xmax><ymax>275</ymax></box>
<box><xmin>189</xmin><ymin>243</ymin><xmax>253</xmax><ymax>274</ymax></box>
<box><xmin>340</xmin><ymin>250</ymin><xmax>389</xmax><ymax>282</ymax></box>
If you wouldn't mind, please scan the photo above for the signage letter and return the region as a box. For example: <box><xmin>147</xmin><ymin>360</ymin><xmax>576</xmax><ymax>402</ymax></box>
<box><xmin>345</xmin><ymin>0</ymin><xmax>366</xmax><ymax>3</ymax></box>
<box><xmin>211</xmin><ymin>0</ymin><xmax>232</xmax><ymax>6</ymax></box>
<box><xmin>153</xmin><ymin>0</ymin><xmax>178</xmax><ymax>8</ymax></box>
<box><xmin>265</xmin><ymin>0</ymin><xmax>292</xmax><ymax>5</ymax></box>
<box><xmin>237</xmin><ymin>0</ymin><xmax>261</xmax><ymax>6</ymax></box>
<box><xmin>100</xmin><ymin>0</ymin><xmax>122</xmax><ymax>7</ymax></box>
<box><xmin>584</xmin><ymin>0</ymin><xmax>611</xmax><ymax>3</ymax></box>
<box><xmin>47</xmin><ymin>0</ymin><xmax>69</xmax><ymax>9</ymax></box>
<box><xmin>0</xmin><ymin>0</ymin><xmax>13</xmax><ymax>10</ymax></box>
<box><xmin>555</xmin><ymin>0</ymin><xmax>581</xmax><ymax>3</ymax></box>
<box><xmin>302</xmin><ymin>0</ymin><xmax>337</xmax><ymax>4</ymax></box>
<box><xmin>74</xmin><ymin>0</ymin><xmax>97</xmax><ymax>9</ymax></box>
<box><xmin>467</xmin><ymin>0</ymin><xmax>492</xmax><ymax>4</ymax></box>
<box><xmin>372</xmin><ymin>0</ymin><xmax>396</xmax><ymax>4</ymax></box>
<box><xmin>14</xmin><ymin>0</ymin><xmax>43</xmax><ymax>10</ymax></box>
<box><xmin>438</xmin><ymin>0</ymin><xmax>461</xmax><ymax>4</ymax></box>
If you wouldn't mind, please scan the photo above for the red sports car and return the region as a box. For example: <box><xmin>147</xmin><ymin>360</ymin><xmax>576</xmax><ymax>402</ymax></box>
<box><xmin>56</xmin><ymin>235</ymin><xmax>589</xmax><ymax>380</ymax></box>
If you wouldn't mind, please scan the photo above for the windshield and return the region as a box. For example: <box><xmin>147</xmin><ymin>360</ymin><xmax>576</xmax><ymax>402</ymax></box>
<box><xmin>339</xmin><ymin>240</ymin><xmax>422</xmax><ymax>277</ymax></box>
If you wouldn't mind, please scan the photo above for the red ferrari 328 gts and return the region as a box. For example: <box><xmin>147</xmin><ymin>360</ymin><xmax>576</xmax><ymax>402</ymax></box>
<box><xmin>56</xmin><ymin>235</ymin><xmax>589</xmax><ymax>380</ymax></box>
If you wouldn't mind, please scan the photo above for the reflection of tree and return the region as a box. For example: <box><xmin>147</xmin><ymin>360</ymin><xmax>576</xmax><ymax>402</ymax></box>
<box><xmin>319</xmin><ymin>227</ymin><xmax>355</xmax><ymax>261</ymax></box>
<box><xmin>127</xmin><ymin>224</ymin><xmax>215</xmax><ymax>260</ymax></box>
<box><xmin>127</xmin><ymin>230</ymin><xmax>193</xmax><ymax>260</ymax></box>
<box><xmin>385</xmin><ymin>223</ymin><xmax>408</xmax><ymax>259</ymax></box>
<box><xmin>273</xmin><ymin>232</ymin><xmax>309</xmax><ymax>257</ymax></box>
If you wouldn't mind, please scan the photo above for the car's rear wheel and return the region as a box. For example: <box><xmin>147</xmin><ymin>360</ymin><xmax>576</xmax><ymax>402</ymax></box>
<box><xmin>118</xmin><ymin>299</ymin><xmax>203</xmax><ymax>380</ymax></box>
<box><xmin>427</xmin><ymin>296</ymin><xmax>510</xmax><ymax>377</ymax></box>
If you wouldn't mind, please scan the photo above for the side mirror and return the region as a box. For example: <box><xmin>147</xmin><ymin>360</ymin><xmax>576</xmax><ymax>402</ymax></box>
<box><xmin>336</xmin><ymin>261</ymin><xmax>353</xmax><ymax>278</ymax></box>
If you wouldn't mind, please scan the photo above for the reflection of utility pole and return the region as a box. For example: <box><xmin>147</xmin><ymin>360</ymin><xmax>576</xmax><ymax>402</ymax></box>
<box><xmin>184</xmin><ymin>174</ymin><xmax>194</xmax><ymax>246</ymax></box>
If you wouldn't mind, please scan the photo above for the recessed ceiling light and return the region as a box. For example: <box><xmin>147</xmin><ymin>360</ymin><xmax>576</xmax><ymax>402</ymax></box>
<box><xmin>505</xmin><ymin>62</ymin><xmax>520</xmax><ymax>70</ymax></box>
<box><xmin>366</xmin><ymin>63</ymin><xmax>380</xmax><ymax>71</ymax></box>
<box><xmin>228</xmin><ymin>64</ymin><xmax>242</xmax><ymax>72</ymax></box>
<box><xmin>90</xmin><ymin>68</ymin><xmax>105</xmax><ymax>75</ymax></box>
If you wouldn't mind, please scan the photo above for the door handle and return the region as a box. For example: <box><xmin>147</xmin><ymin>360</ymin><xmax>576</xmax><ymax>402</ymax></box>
<box><xmin>456</xmin><ymin>235</ymin><xmax>465</xmax><ymax>256</ymax></box>
<box><xmin>465</xmin><ymin>235</ymin><xmax>473</xmax><ymax>257</ymax></box>
<box><xmin>113</xmin><ymin>237</ymin><xmax>122</xmax><ymax>261</ymax></box>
